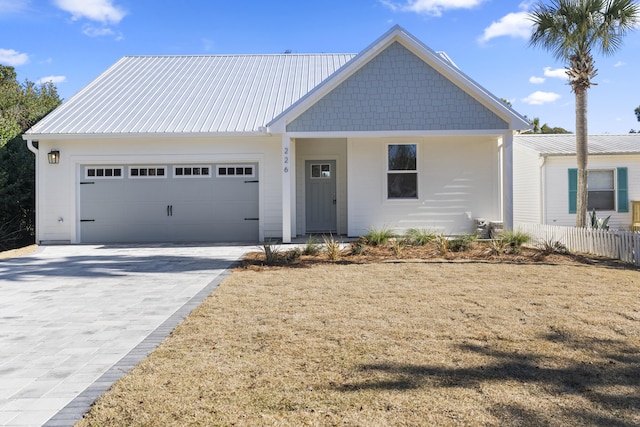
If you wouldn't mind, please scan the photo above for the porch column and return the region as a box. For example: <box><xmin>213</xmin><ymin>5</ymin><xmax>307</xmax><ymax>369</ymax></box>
<box><xmin>503</xmin><ymin>132</ymin><xmax>514</xmax><ymax>230</ymax></box>
<box><xmin>282</xmin><ymin>134</ymin><xmax>292</xmax><ymax>243</ymax></box>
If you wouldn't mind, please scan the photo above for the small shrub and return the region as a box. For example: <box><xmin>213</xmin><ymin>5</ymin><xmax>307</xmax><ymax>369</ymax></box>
<box><xmin>366</xmin><ymin>226</ymin><xmax>395</xmax><ymax>246</ymax></box>
<box><xmin>390</xmin><ymin>238</ymin><xmax>405</xmax><ymax>256</ymax></box>
<box><xmin>448</xmin><ymin>234</ymin><xmax>476</xmax><ymax>252</ymax></box>
<box><xmin>324</xmin><ymin>235</ymin><xmax>342</xmax><ymax>261</ymax></box>
<box><xmin>434</xmin><ymin>234</ymin><xmax>449</xmax><ymax>255</ymax></box>
<box><xmin>589</xmin><ymin>209</ymin><xmax>611</xmax><ymax>230</ymax></box>
<box><xmin>303</xmin><ymin>236</ymin><xmax>321</xmax><ymax>256</ymax></box>
<box><xmin>349</xmin><ymin>236</ymin><xmax>370</xmax><ymax>255</ymax></box>
<box><xmin>404</xmin><ymin>228</ymin><xmax>436</xmax><ymax>246</ymax></box>
<box><xmin>502</xmin><ymin>230</ymin><xmax>531</xmax><ymax>248</ymax></box>
<box><xmin>540</xmin><ymin>239</ymin><xmax>568</xmax><ymax>255</ymax></box>
<box><xmin>284</xmin><ymin>247</ymin><xmax>302</xmax><ymax>261</ymax></box>
<box><xmin>261</xmin><ymin>241</ymin><xmax>281</xmax><ymax>265</ymax></box>
<box><xmin>487</xmin><ymin>238</ymin><xmax>508</xmax><ymax>256</ymax></box>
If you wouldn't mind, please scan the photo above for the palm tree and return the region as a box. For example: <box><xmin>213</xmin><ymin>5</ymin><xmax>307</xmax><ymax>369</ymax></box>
<box><xmin>529</xmin><ymin>0</ymin><xmax>640</xmax><ymax>227</ymax></box>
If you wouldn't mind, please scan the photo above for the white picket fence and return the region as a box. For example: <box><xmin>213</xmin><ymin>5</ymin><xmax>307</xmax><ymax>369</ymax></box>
<box><xmin>515</xmin><ymin>222</ymin><xmax>640</xmax><ymax>267</ymax></box>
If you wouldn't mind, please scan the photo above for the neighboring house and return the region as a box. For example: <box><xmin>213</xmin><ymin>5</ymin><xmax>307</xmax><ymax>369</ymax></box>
<box><xmin>24</xmin><ymin>26</ymin><xmax>529</xmax><ymax>244</ymax></box>
<box><xmin>514</xmin><ymin>134</ymin><xmax>640</xmax><ymax>230</ymax></box>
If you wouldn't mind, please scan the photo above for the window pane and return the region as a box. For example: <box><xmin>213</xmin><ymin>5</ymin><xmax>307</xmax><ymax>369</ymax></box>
<box><xmin>105</xmin><ymin>169</ymin><xmax>113</xmax><ymax>177</ymax></box>
<box><xmin>114</xmin><ymin>169</ymin><xmax>122</xmax><ymax>177</ymax></box>
<box><xmin>175</xmin><ymin>168</ymin><xmax>183</xmax><ymax>176</ymax></box>
<box><xmin>388</xmin><ymin>173</ymin><xmax>417</xmax><ymax>198</ymax></box>
<box><xmin>203</xmin><ymin>167</ymin><xmax>210</xmax><ymax>175</ymax></box>
<box><xmin>244</xmin><ymin>167</ymin><xmax>251</xmax><ymax>175</ymax></box>
<box><xmin>588</xmin><ymin>170</ymin><xmax>614</xmax><ymax>190</ymax></box>
<box><xmin>388</xmin><ymin>145</ymin><xmax>416</xmax><ymax>171</ymax></box>
<box><xmin>131</xmin><ymin>168</ymin><xmax>139</xmax><ymax>176</ymax></box>
<box><xmin>588</xmin><ymin>191</ymin><xmax>615</xmax><ymax>211</ymax></box>
<box><xmin>311</xmin><ymin>165</ymin><xmax>320</xmax><ymax>178</ymax></box>
<box><xmin>157</xmin><ymin>168</ymin><xmax>165</xmax><ymax>176</ymax></box>
<box><xmin>88</xmin><ymin>169</ymin><xmax>95</xmax><ymax>177</ymax></box>
<box><xmin>97</xmin><ymin>169</ymin><xmax>104</xmax><ymax>177</ymax></box>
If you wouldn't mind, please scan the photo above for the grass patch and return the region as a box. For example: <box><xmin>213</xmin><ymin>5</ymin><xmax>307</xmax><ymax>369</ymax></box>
<box><xmin>78</xmin><ymin>258</ymin><xmax>640</xmax><ymax>427</ymax></box>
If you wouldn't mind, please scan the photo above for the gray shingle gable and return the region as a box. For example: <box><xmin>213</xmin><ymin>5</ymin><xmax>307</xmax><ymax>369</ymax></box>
<box><xmin>287</xmin><ymin>42</ymin><xmax>509</xmax><ymax>132</ymax></box>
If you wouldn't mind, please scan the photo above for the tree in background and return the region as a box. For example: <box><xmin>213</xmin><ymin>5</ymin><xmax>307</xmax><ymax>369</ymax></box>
<box><xmin>529</xmin><ymin>0</ymin><xmax>640</xmax><ymax>228</ymax></box>
<box><xmin>0</xmin><ymin>64</ymin><xmax>61</xmax><ymax>249</ymax></box>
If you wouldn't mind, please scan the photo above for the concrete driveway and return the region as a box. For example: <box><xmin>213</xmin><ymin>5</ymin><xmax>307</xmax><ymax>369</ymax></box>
<box><xmin>0</xmin><ymin>244</ymin><xmax>251</xmax><ymax>427</ymax></box>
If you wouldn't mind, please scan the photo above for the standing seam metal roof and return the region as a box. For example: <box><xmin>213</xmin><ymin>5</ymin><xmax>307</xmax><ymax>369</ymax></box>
<box><xmin>27</xmin><ymin>54</ymin><xmax>356</xmax><ymax>135</ymax></box>
<box><xmin>514</xmin><ymin>134</ymin><xmax>640</xmax><ymax>155</ymax></box>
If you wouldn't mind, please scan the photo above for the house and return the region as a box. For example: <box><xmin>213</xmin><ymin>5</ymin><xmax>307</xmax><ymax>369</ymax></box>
<box><xmin>24</xmin><ymin>26</ymin><xmax>530</xmax><ymax>244</ymax></box>
<box><xmin>514</xmin><ymin>133</ymin><xmax>640</xmax><ymax>230</ymax></box>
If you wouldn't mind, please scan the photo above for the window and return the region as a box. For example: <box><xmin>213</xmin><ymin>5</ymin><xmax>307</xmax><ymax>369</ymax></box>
<box><xmin>387</xmin><ymin>144</ymin><xmax>417</xmax><ymax>199</ymax></box>
<box><xmin>85</xmin><ymin>167</ymin><xmax>123</xmax><ymax>179</ymax></box>
<box><xmin>588</xmin><ymin>170</ymin><xmax>614</xmax><ymax>211</ymax></box>
<box><xmin>129</xmin><ymin>166</ymin><xmax>166</xmax><ymax>178</ymax></box>
<box><xmin>311</xmin><ymin>163</ymin><xmax>331</xmax><ymax>179</ymax></box>
<box><xmin>217</xmin><ymin>165</ymin><xmax>254</xmax><ymax>177</ymax></box>
<box><xmin>568</xmin><ymin>168</ymin><xmax>628</xmax><ymax>213</ymax></box>
<box><xmin>174</xmin><ymin>165</ymin><xmax>211</xmax><ymax>178</ymax></box>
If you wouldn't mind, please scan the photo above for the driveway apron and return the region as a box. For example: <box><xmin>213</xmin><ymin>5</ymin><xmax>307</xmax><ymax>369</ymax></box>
<box><xmin>0</xmin><ymin>244</ymin><xmax>250</xmax><ymax>427</ymax></box>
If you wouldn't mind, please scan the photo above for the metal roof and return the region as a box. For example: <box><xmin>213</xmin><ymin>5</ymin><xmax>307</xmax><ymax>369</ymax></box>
<box><xmin>514</xmin><ymin>133</ymin><xmax>640</xmax><ymax>155</ymax></box>
<box><xmin>26</xmin><ymin>54</ymin><xmax>356</xmax><ymax>136</ymax></box>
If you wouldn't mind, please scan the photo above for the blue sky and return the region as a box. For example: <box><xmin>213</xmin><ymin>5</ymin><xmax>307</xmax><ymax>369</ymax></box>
<box><xmin>1</xmin><ymin>0</ymin><xmax>639</xmax><ymax>133</ymax></box>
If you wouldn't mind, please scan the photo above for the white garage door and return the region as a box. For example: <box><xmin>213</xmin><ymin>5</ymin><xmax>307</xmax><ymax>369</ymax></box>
<box><xmin>79</xmin><ymin>163</ymin><xmax>259</xmax><ymax>243</ymax></box>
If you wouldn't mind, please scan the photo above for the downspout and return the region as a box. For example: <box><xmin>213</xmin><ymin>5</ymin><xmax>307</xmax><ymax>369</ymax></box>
<box><xmin>539</xmin><ymin>154</ymin><xmax>546</xmax><ymax>224</ymax></box>
<box><xmin>26</xmin><ymin>139</ymin><xmax>40</xmax><ymax>244</ymax></box>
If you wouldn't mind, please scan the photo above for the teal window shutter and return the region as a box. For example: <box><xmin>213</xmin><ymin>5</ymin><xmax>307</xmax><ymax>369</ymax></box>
<box><xmin>568</xmin><ymin>169</ymin><xmax>577</xmax><ymax>214</ymax></box>
<box><xmin>617</xmin><ymin>167</ymin><xmax>629</xmax><ymax>212</ymax></box>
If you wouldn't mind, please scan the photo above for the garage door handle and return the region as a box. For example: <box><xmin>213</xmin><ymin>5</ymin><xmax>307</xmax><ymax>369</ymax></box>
<box><xmin>244</xmin><ymin>180</ymin><xmax>259</xmax><ymax>183</ymax></box>
<box><xmin>244</xmin><ymin>218</ymin><xmax>259</xmax><ymax>221</ymax></box>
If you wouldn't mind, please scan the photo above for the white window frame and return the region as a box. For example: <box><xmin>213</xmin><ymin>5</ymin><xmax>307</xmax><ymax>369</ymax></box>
<box><xmin>310</xmin><ymin>163</ymin><xmax>332</xmax><ymax>180</ymax></box>
<box><xmin>216</xmin><ymin>164</ymin><xmax>256</xmax><ymax>178</ymax></box>
<box><xmin>386</xmin><ymin>143</ymin><xmax>418</xmax><ymax>200</ymax></box>
<box><xmin>128</xmin><ymin>166</ymin><xmax>167</xmax><ymax>179</ymax></box>
<box><xmin>587</xmin><ymin>169</ymin><xmax>615</xmax><ymax>212</ymax></box>
<box><xmin>173</xmin><ymin>165</ymin><xmax>212</xmax><ymax>178</ymax></box>
<box><xmin>84</xmin><ymin>166</ymin><xmax>124</xmax><ymax>179</ymax></box>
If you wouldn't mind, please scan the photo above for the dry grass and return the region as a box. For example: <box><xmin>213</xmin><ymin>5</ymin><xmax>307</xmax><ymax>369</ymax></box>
<box><xmin>0</xmin><ymin>244</ymin><xmax>37</xmax><ymax>260</ymax></box>
<box><xmin>76</xmin><ymin>246</ymin><xmax>640</xmax><ymax>427</ymax></box>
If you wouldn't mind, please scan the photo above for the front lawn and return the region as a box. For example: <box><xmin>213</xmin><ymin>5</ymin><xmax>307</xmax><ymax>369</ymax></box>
<box><xmin>77</xmin><ymin>255</ymin><xmax>640</xmax><ymax>426</ymax></box>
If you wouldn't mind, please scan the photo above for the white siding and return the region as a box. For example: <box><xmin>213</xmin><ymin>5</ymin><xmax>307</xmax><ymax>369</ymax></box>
<box><xmin>347</xmin><ymin>136</ymin><xmax>501</xmax><ymax>236</ymax></box>
<box><xmin>35</xmin><ymin>136</ymin><xmax>282</xmax><ymax>243</ymax></box>
<box><xmin>295</xmin><ymin>139</ymin><xmax>348</xmax><ymax>236</ymax></box>
<box><xmin>543</xmin><ymin>155</ymin><xmax>640</xmax><ymax>229</ymax></box>
<box><xmin>513</xmin><ymin>142</ymin><xmax>542</xmax><ymax>224</ymax></box>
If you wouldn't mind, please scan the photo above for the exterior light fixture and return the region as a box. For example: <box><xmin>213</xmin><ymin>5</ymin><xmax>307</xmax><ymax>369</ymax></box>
<box><xmin>48</xmin><ymin>150</ymin><xmax>60</xmax><ymax>164</ymax></box>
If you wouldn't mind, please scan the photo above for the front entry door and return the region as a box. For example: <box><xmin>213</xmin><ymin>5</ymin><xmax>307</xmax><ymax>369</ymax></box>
<box><xmin>305</xmin><ymin>160</ymin><xmax>337</xmax><ymax>233</ymax></box>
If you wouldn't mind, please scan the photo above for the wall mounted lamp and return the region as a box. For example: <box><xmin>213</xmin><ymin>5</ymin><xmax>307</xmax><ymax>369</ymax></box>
<box><xmin>48</xmin><ymin>150</ymin><xmax>60</xmax><ymax>164</ymax></box>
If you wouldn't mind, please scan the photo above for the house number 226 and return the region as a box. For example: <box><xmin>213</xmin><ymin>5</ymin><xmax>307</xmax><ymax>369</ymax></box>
<box><xmin>283</xmin><ymin>147</ymin><xmax>289</xmax><ymax>173</ymax></box>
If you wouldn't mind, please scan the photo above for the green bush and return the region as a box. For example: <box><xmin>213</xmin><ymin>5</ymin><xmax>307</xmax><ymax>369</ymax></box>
<box><xmin>448</xmin><ymin>234</ymin><xmax>476</xmax><ymax>252</ymax></box>
<box><xmin>349</xmin><ymin>236</ymin><xmax>369</xmax><ymax>255</ymax></box>
<box><xmin>303</xmin><ymin>236</ymin><xmax>320</xmax><ymax>256</ymax></box>
<box><xmin>365</xmin><ymin>227</ymin><xmax>395</xmax><ymax>246</ymax></box>
<box><xmin>404</xmin><ymin>228</ymin><xmax>436</xmax><ymax>246</ymax></box>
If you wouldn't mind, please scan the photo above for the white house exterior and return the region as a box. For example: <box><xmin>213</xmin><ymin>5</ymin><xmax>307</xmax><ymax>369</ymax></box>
<box><xmin>24</xmin><ymin>26</ymin><xmax>529</xmax><ymax>244</ymax></box>
<box><xmin>514</xmin><ymin>134</ymin><xmax>640</xmax><ymax>230</ymax></box>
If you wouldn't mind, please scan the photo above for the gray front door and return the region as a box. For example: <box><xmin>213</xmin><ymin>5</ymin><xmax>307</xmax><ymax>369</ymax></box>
<box><xmin>305</xmin><ymin>160</ymin><xmax>337</xmax><ymax>233</ymax></box>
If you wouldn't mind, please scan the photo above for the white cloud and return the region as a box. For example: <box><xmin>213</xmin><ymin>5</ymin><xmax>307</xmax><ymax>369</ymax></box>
<box><xmin>522</xmin><ymin>91</ymin><xmax>561</xmax><ymax>105</ymax></box>
<box><xmin>36</xmin><ymin>75</ymin><xmax>66</xmax><ymax>84</ymax></box>
<box><xmin>529</xmin><ymin>76</ymin><xmax>545</xmax><ymax>84</ymax></box>
<box><xmin>83</xmin><ymin>25</ymin><xmax>115</xmax><ymax>37</ymax></box>
<box><xmin>478</xmin><ymin>11</ymin><xmax>531</xmax><ymax>42</ymax></box>
<box><xmin>544</xmin><ymin>66</ymin><xmax>568</xmax><ymax>79</ymax></box>
<box><xmin>0</xmin><ymin>48</ymin><xmax>29</xmax><ymax>66</ymax></box>
<box><xmin>381</xmin><ymin>0</ymin><xmax>485</xmax><ymax>17</ymax></box>
<box><xmin>0</xmin><ymin>0</ymin><xmax>30</xmax><ymax>14</ymax></box>
<box><xmin>54</xmin><ymin>0</ymin><xmax>126</xmax><ymax>24</ymax></box>
<box><xmin>614</xmin><ymin>61</ymin><xmax>626</xmax><ymax>68</ymax></box>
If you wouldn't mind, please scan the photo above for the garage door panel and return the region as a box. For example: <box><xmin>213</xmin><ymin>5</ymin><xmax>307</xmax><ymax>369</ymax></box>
<box><xmin>80</xmin><ymin>163</ymin><xmax>259</xmax><ymax>243</ymax></box>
